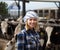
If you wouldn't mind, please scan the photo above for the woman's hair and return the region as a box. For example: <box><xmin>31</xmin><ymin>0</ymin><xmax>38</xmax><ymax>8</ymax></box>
<box><xmin>25</xmin><ymin>19</ymin><xmax>39</xmax><ymax>31</ymax></box>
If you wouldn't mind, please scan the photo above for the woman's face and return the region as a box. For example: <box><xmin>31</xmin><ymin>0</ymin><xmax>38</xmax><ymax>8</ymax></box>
<box><xmin>27</xmin><ymin>17</ymin><xmax>37</xmax><ymax>29</ymax></box>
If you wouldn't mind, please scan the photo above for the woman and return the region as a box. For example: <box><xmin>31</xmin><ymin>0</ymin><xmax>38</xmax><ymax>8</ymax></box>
<box><xmin>16</xmin><ymin>11</ymin><xmax>40</xmax><ymax>50</ymax></box>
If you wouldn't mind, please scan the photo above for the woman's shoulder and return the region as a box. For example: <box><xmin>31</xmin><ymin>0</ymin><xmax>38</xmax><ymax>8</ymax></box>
<box><xmin>17</xmin><ymin>29</ymin><xmax>26</xmax><ymax>36</ymax></box>
<box><xmin>16</xmin><ymin>29</ymin><xmax>26</xmax><ymax>40</ymax></box>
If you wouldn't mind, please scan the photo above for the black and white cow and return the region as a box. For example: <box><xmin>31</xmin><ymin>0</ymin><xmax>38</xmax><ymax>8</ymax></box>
<box><xmin>4</xmin><ymin>23</ymin><xmax>22</xmax><ymax>50</ymax></box>
<box><xmin>1</xmin><ymin>20</ymin><xmax>17</xmax><ymax>40</ymax></box>
<box><xmin>1</xmin><ymin>21</ymin><xmax>12</xmax><ymax>40</ymax></box>
<box><xmin>38</xmin><ymin>27</ymin><xmax>47</xmax><ymax>50</ymax></box>
<box><xmin>46</xmin><ymin>23</ymin><xmax>60</xmax><ymax>49</ymax></box>
<box><xmin>3</xmin><ymin>17</ymin><xmax>22</xmax><ymax>50</ymax></box>
<box><xmin>4</xmin><ymin>36</ymin><xmax>16</xmax><ymax>50</ymax></box>
<box><xmin>46</xmin><ymin>26</ymin><xmax>53</xmax><ymax>48</ymax></box>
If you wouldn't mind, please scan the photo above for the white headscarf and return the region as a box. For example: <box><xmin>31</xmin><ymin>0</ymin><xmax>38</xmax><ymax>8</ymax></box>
<box><xmin>23</xmin><ymin>11</ymin><xmax>38</xmax><ymax>23</ymax></box>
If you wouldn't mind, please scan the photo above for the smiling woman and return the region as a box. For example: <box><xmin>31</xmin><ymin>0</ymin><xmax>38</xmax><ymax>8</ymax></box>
<box><xmin>16</xmin><ymin>10</ymin><xmax>41</xmax><ymax>50</ymax></box>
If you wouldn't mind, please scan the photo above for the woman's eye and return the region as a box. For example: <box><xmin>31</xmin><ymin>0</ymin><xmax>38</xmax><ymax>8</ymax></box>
<box><xmin>29</xmin><ymin>19</ymin><xmax>37</xmax><ymax>21</ymax></box>
<box><xmin>29</xmin><ymin>19</ymin><xmax>32</xmax><ymax>21</ymax></box>
<box><xmin>33</xmin><ymin>19</ymin><xmax>37</xmax><ymax>21</ymax></box>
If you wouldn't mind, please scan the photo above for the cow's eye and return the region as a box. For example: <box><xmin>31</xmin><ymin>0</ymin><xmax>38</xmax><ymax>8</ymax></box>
<box><xmin>7</xmin><ymin>45</ymin><xmax>8</xmax><ymax>47</ymax></box>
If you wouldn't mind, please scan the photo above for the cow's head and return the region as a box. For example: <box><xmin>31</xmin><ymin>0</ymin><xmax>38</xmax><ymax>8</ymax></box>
<box><xmin>5</xmin><ymin>37</ymin><xmax>16</xmax><ymax>50</ymax></box>
<box><xmin>5</xmin><ymin>41</ymin><xmax>14</xmax><ymax>50</ymax></box>
<box><xmin>1</xmin><ymin>21</ymin><xmax>8</xmax><ymax>35</ymax></box>
<box><xmin>46</xmin><ymin>26</ymin><xmax>53</xmax><ymax>48</ymax></box>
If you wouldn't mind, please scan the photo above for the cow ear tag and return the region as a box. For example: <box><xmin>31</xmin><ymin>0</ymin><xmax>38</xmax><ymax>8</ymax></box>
<box><xmin>41</xmin><ymin>32</ymin><xmax>44</xmax><ymax>36</ymax></box>
<box><xmin>55</xmin><ymin>32</ymin><xmax>58</xmax><ymax>35</ymax></box>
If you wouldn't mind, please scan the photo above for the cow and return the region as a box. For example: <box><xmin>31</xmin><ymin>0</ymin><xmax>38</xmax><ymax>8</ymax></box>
<box><xmin>4</xmin><ymin>23</ymin><xmax>22</xmax><ymax>50</ymax></box>
<box><xmin>38</xmin><ymin>27</ymin><xmax>47</xmax><ymax>50</ymax></box>
<box><xmin>1</xmin><ymin>20</ymin><xmax>17</xmax><ymax>40</ymax></box>
<box><xmin>1</xmin><ymin>21</ymin><xmax>9</xmax><ymax>39</ymax></box>
<box><xmin>14</xmin><ymin>16</ymin><xmax>24</xmax><ymax>36</ymax></box>
<box><xmin>4</xmin><ymin>17</ymin><xmax>23</xmax><ymax>50</ymax></box>
<box><xmin>4</xmin><ymin>36</ymin><xmax>16</xmax><ymax>50</ymax></box>
<box><xmin>46</xmin><ymin>26</ymin><xmax>53</xmax><ymax>48</ymax></box>
<box><xmin>14</xmin><ymin>23</ymin><xmax>22</xmax><ymax>36</ymax></box>
<box><xmin>45</xmin><ymin>20</ymin><xmax>60</xmax><ymax>50</ymax></box>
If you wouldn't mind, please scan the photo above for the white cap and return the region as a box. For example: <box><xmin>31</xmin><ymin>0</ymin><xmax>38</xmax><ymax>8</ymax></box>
<box><xmin>23</xmin><ymin>11</ymin><xmax>38</xmax><ymax>23</ymax></box>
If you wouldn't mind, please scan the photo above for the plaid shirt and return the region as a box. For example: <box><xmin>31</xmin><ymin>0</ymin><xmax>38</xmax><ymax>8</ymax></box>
<box><xmin>16</xmin><ymin>29</ymin><xmax>40</xmax><ymax>50</ymax></box>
